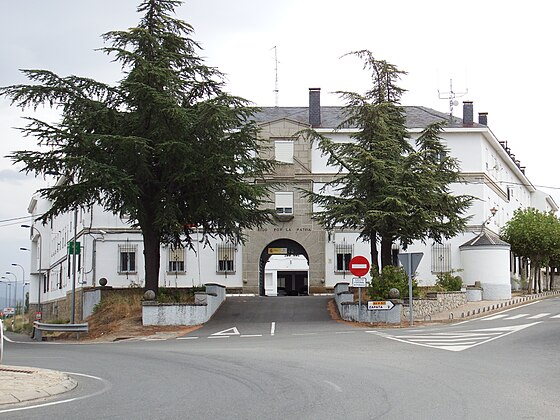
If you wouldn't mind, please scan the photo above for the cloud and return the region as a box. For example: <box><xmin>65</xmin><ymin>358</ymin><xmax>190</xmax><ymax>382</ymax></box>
<box><xmin>0</xmin><ymin>168</ymin><xmax>31</xmax><ymax>183</ymax></box>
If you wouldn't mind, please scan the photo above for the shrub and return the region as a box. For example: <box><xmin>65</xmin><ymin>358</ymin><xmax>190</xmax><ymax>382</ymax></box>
<box><xmin>435</xmin><ymin>272</ymin><xmax>463</xmax><ymax>291</ymax></box>
<box><xmin>156</xmin><ymin>287</ymin><xmax>201</xmax><ymax>303</ymax></box>
<box><xmin>368</xmin><ymin>265</ymin><xmax>418</xmax><ymax>300</ymax></box>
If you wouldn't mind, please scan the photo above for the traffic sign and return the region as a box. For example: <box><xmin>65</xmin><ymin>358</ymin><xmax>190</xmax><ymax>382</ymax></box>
<box><xmin>349</xmin><ymin>255</ymin><xmax>370</xmax><ymax>277</ymax></box>
<box><xmin>352</xmin><ymin>277</ymin><xmax>367</xmax><ymax>288</ymax></box>
<box><xmin>67</xmin><ymin>241</ymin><xmax>81</xmax><ymax>255</ymax></box>
<box><xmin>397</xmin><ymin>252</ymin><xmax>424</xmax><ymax>326</ymax></box>
<box><xmin>368</xmin><ymin>300</ymin><xmax>394</xmax><ymax>310</ymax></box>
<box><xmin>398</xmin><ymin>252</ymin><xmax>423</xmax><ymax>276</ymax></box>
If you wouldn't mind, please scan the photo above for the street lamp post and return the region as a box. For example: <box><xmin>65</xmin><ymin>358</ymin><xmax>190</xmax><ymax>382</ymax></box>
<box><xmin>0</xmin><ymin>280</ymin><xmax>11</xmax><ymax>308</ymax></box>
<box><xmin>5</xmin><ymin>272</ymin><xmax>17</xmax><ymax>312</ymax></box>
<box><xmin>21</xmin><ymin>224</ymin><xmax>43</xmax><ymax>316</ymax></box>
<box><xmin>11</xmin><ymin>264</ymin><xmax>25</xmax><ymax>314</ymax></box>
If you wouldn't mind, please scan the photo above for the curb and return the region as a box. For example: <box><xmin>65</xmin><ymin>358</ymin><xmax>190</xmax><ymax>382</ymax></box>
<box><xmin>0</xmin><ymin>365</ymin><xmax>77</xmax><ymax>406</ymax></box>
<box><xmin>450</xmin><ymin>290</ymin><xmax>560</xmax><ymax>321</ymax></box>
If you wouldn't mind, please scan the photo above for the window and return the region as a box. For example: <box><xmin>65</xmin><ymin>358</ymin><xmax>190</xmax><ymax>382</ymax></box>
<box><xmin>168</xmin><ymin>246</ymin><xmax>185</xmax><ymax>273</ymax></box>
<box><xmin>335</xmin><ymin>242</ymin><xmax>353</xmax><ymax>272</ymax></box>
<box><xmin>217</xmin><ymin>242</ymin><xmax>236</xmax><ymax>273</ymax></box>
<box><xmin>275</xmin><ymin>139</ymin><xmax>294</xmax><ymax>163</ymax></box>
<box><xmin>431</xmin><ymin>243</ymin><xmax>451</xmax><ymax>273</ymax></box>
<box><xmin>119</xmin><ymin>244</ymin><xmax>137</xmax><ymax>273</ymax></box>
<box><xmin>275</xmin><ymin>192</ymin><xmax>294</xmax><ymax>215</ymax></box>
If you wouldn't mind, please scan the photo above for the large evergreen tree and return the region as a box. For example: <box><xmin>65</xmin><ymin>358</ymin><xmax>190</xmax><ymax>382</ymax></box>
<box><xmin>304</xmin><ymin>50</ymin><xmax>472</xmax><ymax>269</ymax></box>
<box><xmin>0</xmin><ymin>0</ymin><xmax>274</xmax><ymax>295</ymax></box>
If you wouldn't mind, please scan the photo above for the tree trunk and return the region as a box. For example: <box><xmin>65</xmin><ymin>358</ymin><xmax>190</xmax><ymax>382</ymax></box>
<box><xmin>527</xmin><ymin>263</ymin><xmax>533</xmax><ymax>294</ymax></box>
<box><xmin>538</xmin><ymin>269</ymin><xmax>542</xmax><ymax>293</ymax></box>
<box><xmin>143</xmin><ymin>224</ymin><xmax>161</xmax><ymax>295</ymax></box>
<box><xmin>380</xmin><ymin>235</ymin><xmax>393</xmax><ymax>269</ymax></box>
<box><xmin>532</xmin><ymin>266</ymin><xmax>538</xmax><ymax>294</ymax></box>
<box><xmin>369</xmin><ymin>231</ymin><xmax>379</xmax><ymax>273</ymax></box>
<box><xmin>550</xmin><ymin>267</ymin><xmax>555</xmax><ymax>290</ymax></box>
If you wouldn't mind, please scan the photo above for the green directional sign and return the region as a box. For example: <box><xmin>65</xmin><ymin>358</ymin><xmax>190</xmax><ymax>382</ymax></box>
<box><xmin>67</xmin><ymin>241</ymin><xmax>81</xmax><ymax>255</ymax></box>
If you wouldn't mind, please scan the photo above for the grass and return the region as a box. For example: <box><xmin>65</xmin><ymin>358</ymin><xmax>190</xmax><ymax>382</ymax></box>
<box><xmin>90</xmin><ymin>293</ymin><xmax>143</xmax><ymax>325</ymax></box>
<box><xmin>1</xmin><ymin>313</ymin><xmax>33</xmax><ymax>333</ymax></box>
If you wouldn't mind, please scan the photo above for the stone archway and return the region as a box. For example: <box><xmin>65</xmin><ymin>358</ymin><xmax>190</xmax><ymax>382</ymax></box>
<box><xmin>259</xmin><ymin>239</ymin><xmax>309</xmax><ymax>296</ymax></box>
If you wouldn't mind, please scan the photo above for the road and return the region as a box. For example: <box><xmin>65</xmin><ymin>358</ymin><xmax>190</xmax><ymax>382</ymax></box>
<box><xmin>2</xmin><ymin>296</ymin><xmax>560</xmax><ymax>419</ymax></box>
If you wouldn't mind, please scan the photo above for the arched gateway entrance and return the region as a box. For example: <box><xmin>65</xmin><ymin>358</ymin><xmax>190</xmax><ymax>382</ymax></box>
<box><xmin>259</xmin><ymin>239</ymin><xmax>309</xmax><ymax>296</ymax></box>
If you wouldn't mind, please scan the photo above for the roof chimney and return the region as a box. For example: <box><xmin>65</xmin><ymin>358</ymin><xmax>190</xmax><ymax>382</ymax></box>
<box><xmin>478</xmin><ymin>112</ymin><xmax>488</xmax><ymax>126</ymax></box>
<box><xmin>309</xmin><ymin>88</ymin><xmax>321</xmax><ymax>127</ymax></box>
<box><xmin>463</xmin><ymin>101</ymin><xmax>473</xmax><ymax>126</ymax></box>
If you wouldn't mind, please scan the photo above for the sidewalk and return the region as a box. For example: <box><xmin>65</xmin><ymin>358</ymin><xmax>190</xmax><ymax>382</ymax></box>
<box><xmin>422</xmin><ymin>291</ymin><xmax>560</xmax><ymax>323</ymax></box>
<box><xmin>0</xmin><ymin>364</ymin><xmax>76</xmax><ymax>406</ymax></box>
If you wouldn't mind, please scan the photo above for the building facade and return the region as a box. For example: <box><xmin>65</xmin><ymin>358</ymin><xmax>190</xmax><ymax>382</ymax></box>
<box><xmin>24</xmin><ymin>89</ymin><xmax>557</xmax><ymax>319</ymax></box>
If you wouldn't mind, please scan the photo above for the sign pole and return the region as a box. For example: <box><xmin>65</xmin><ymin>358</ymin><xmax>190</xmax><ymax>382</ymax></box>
<box><xmin>408</xmin><ymin>257</ymin><xmax>413</xmax><ymax>326</ymax></box>
<box><xmin>349</xmin><ymin>256</ymin><xmax>371</xmax><ymax>323</ymax></box>
<box><xmin>358</xmin><ymin>278</ymin><xmax>362</xmax><ymax>322</ymax></box>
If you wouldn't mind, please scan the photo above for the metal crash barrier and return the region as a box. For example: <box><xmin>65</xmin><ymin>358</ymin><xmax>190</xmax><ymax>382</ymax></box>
<box><xmin>32</xmin><ymin>321</ymin><xmax>89</xmax><ymax>341</ymax></box>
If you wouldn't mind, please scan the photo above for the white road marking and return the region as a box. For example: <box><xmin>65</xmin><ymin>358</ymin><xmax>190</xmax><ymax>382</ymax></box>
<box><xmin>376</xmin><ymin>322</ymin><xmax>541</xmax><ymax>352</ymax></box>
<box><xmin>482</xmin><ymin>314</ymin><xmax>509</xmax><ymax>321</ymax></box>
<box><xmin>270</xmin><ymin>322</ymin><xmax>276</xmax><ymax>336</ymax></box>
<box><xmin>0</xmin><ymin>371</ymin><xmax>111</xmax><ymax>414</ymax></box>
<box><xmin>211</xmin><ymin>327</ymin><xmax>240</xmax><ymax>336</ymax></box>
<box><xmin>176</xmin><ymin>336</ymin><xmax>199</xmax><ymax>340</ymax></box>
<box><xmin>527</xmin><ymin>313</ymin><xmax>551</xmax><ymax>319</ymax></box>
<box><xmin>505</xmin><ymin>314</ymin><xmax>529</xmax><ymax>320</ymax></box>
<box><xmin>208</xmin><ymin>336</ymin><xmax>230</xmax><ymax>339</ymax></box>
<box><xmin>240</xmin><ymin>334</ymin><xmax>262</xmax><ymax>338</ymax></box>
<box><xmin>550</xmin><ymin>314</ymin><xmax>560</xmax><ymax>319</ymax></box>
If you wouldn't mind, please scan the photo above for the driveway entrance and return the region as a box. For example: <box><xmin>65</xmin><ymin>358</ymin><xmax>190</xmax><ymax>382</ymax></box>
<box><xmin>260</xmin><ymin>239</ymin><xmax>309</xmax><ymax>296</ymax></box>
<box><xmin>187</xmin><ymin>295</ymin><xmax>342</xmax><ymax>337</ymax></box>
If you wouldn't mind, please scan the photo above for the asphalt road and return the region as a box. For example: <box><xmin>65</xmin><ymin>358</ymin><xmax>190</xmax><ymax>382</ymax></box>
<box><xmin>2</xmin><ymin>296</ymin><xmax>560</xmax><ymax>419</ymax></box>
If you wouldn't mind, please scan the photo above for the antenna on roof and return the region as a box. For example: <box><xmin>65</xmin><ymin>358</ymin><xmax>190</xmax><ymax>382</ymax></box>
<box><xmin>438</xmin><ymin>79</ymin><xmax>468</xmax><ymax>119</ymax></box>
<box><xmin>272</xmin><ymin>46</ymin><xmax>279</xmax><ymax>107</ymax></box>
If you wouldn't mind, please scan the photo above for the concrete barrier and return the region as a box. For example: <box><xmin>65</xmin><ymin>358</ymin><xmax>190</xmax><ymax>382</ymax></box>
<box><xmin>142</xmin><ymin>283</ymin><xmax>226</xmax><ymax>326</ymax></box>
<box><xmin>334</xmin><ymin>282</ymin><xmax>402</xmax><ymax>324</ymax></box>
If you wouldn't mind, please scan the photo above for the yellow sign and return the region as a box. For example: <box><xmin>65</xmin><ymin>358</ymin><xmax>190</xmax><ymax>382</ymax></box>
<box><xmin>268</xmin><ymin>248</ymin><xmax>287</xmax><ymax>255</ymax></box>
<box><xmin>368</xmin><ymin>300</ymin><xmax>394</xmax><ymax>310</ymax></box>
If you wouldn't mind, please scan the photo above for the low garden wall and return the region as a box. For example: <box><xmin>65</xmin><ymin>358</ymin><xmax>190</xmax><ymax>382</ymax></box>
<box><xmin>142</xmin><ymin>283</ymin><xmax>226</xmax><ymax>326</ymax></box>
<box><xmin>334</xmin><ymin>282</ymin><xmax>402</xmax><ymax>324</ymax></box>
<box><xmin>402</xmin><ymin>291</ymin><xmax>467</xmax><ymax>321</ymax></box>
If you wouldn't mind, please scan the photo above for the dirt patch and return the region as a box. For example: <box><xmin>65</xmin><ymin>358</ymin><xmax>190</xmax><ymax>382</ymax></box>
<box><xmin>48</xmin><ymin>293</ymin><xmax>202</xmax><ymax>343</ymax></box>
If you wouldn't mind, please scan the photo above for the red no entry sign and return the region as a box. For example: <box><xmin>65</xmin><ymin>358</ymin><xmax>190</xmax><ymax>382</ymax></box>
<box><xmin>349</xmin><ymin>255</ymin><xmax>370</xmax><ymax>277</ymax></box>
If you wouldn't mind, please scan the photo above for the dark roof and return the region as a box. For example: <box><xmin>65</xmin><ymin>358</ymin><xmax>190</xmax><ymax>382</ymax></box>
<box><xmin>253</xmin><ymin>105</ymin><xmax>480</xmax><ymax>129</ymax></box>
<box><xmin>459</xmin><ymin>231</ymin><xmax>510</xmax><ymax>248</ymax></box>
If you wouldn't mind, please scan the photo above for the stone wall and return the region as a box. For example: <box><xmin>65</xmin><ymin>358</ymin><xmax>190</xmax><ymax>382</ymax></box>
<box><xmin>29</xmin><ymin>288</ymin><xmax>86</xmax><ymax>323</ymax></box>
<box><xmin>334</xmin><ymin>282</ymin><xmax>402</xmax><ymax>324</ymax></box>
<box><xmin>402</xmin><ymin>291</ymin><xmax>467</xmax><ymax>321</ymax></box>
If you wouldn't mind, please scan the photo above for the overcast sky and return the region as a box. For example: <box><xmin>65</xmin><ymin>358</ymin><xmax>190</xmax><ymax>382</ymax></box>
<box><xmin>1</xmin><ymin>0</ymin><xmax>558</xmax><ymax>303</ymax></box>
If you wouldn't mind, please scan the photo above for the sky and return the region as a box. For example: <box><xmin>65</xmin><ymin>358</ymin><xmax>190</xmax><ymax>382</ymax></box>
<box><xmin>1</xmin><ymin>0</ymin><xmax>559</xmax><ymax>304</ymax></box>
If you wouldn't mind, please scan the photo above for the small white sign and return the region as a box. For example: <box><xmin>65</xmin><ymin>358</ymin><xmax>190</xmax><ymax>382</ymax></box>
<box><xmin>352</xmin><ymin>277</ymin><xmax>367</xmax><ymax>288</ymax></box>
<box><xmin>368</xmin><ymin>300</ymin><xmax>394</xmax><ymax>310</ymax></box>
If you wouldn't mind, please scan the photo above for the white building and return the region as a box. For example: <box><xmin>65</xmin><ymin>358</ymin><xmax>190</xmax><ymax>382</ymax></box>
<box><xmin>24</xmin><ymin>89</ymin><xmax>557</xmax><ymax>320</ymax></box>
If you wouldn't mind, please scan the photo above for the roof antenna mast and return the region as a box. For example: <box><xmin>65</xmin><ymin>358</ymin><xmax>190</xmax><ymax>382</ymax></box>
<box><xmin>438</xmin><ymin>79</ymin><xmax>468</xmax><ymax>119</ymax></box>
<box><xmin>273</xmin><ymin>46</ymin><xmax>279</xmax><ymax>107</ymax></box>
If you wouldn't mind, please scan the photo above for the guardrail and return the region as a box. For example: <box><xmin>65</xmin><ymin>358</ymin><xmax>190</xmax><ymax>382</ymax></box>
<box><xmin>1</xmin><ymin>319</ymin><xmax>4</xmax><ymax>363</ymax></box>
<box><xmin>32</xmin><ymin>321</ymin><xmax>89</xmax><ymax>341</ymax></box>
